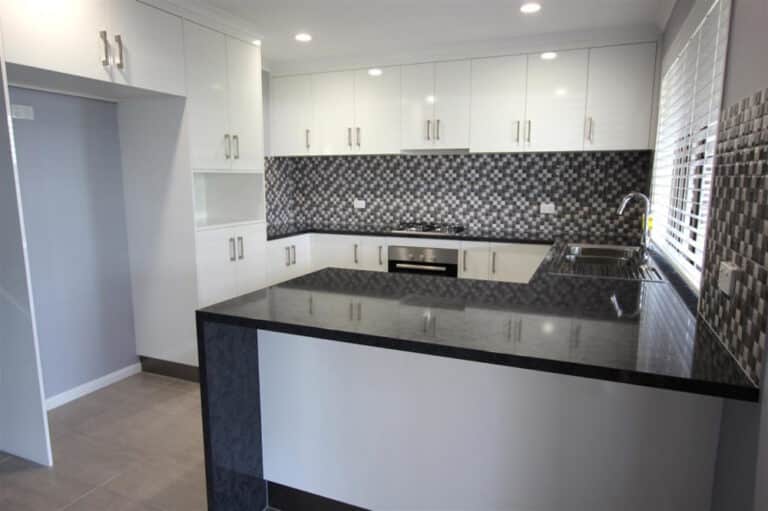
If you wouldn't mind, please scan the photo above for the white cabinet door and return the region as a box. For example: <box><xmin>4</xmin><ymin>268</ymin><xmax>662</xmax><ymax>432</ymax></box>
<box><xmin>459</xmin><ymin>241</ymin><xmax>490</xmax><ymax>280</ymax></box>
<box><xmin>227</xmin><ymin>38</ymin><xmax>264</xmax><ymax>170</ymax></box>
<box><xmin>433</xmin><ymin>60</ymin><xmax>471</xmax><ymax>149</ymax></box>
<box><xmin>585</xmin><ymin>43</ymin><xmax>657</xmax><ymax>150</ymax></box>
<box><xmin>0</xmin><ymin>0</ymin><xmax>112</xmax><ymax>82</ymax></box>
<box><xmin>267</xmin><ymin>240</ymin><xmax>294</xmax><ymax>285</ymax></box>
<box><xmin>234</xmin><ymin>224</ymin><xmax>267</xmax><ymax>296</ymax></box>
<box><xmin>312</xmin><ymin>71</ymin><xmax>356</xmax><ymax>155</ymax></box>
<box><xmin>359</xmin><ymin>237</ymin><xmax>387</xmax><ymax>271</ymax></box>
<box><xmin>109</xmin><ymin>0</ymin><xmax>185</xmax><ymax>96</ymax></box>
<box><xmin>183</xmin><ymin>21</ymin><xmax>230</xmax><ymax>170</ymax></box>
<box><xmin>270</xmin><ymin>75</ymin><xmax>314</xmax><ymax>156</ymax></box>
<box><xmin>196</xmin><ymin>227</ymin><xmax>237</xmax><ymax>307</ymax></box>
<box><xmin>401</xmin><ymin>63</ymin><xmax>435</xmax><ymax>150</ymax></box>
<box><xmin>525</xmin><ymin>49</ymin><xmax>588</xmax><ymax>152</ymax></box>
<box><xmin>354</xmin><ymin>67</ymin><xmax>401</xmax><ymax>154</ymax></box>
<box><xmin>489</xmin><ymin>243</ymin><xmax>551</xmax><ymax>284</ymax></box>
<box><xmin>470</xmin><ymin>56</ymin><xmax>527</xmax><ymax>153</ymax></box>
<box><xmin>286</xmin><ymin>234</ymin><xmax>312</xmax><ymax>277</ymax></box>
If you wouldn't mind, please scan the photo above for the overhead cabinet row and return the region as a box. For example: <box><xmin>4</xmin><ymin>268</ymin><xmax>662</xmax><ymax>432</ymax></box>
<box><xmin>270</xmin><ymin>42</ymin><xmax>657</xmax><ymax>155</ymax></box>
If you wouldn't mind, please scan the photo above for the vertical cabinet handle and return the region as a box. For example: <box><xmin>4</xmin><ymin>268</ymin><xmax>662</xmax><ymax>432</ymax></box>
<box><xmin>507</xmin><ymin>319</ymin><xmax>513</xmax><ymax>342</ymax></box>
<box><xmin>353</xmin><ymin>244</ymin><xmax>359</xmax><ymax>264</ymax></box>
<box><xmin>224</xmin><ymin>134</ymin><xmax>231</xmax><ymax>159</ymax></box>
<box><xmin>99</xmin><ymin>30</ymin><xmax>110</xmax><ymax>66</ymax></box>
<box><xmin>357</xmin><ymin>303</ymin><xmax>362</xmax><ymax>321</ymax></box>
<box><xmin>309</xmin><ymin>295</ymin><xmax>314</xmax><ymax>315</ymax></box>
<box><xmin>291</xmin><ymin>245</ymin><xmax>296</xmax><ymax>265</ymax></box>
<box><xmin>349</xmin><ymin>302</ymin><xmax>354</xmax><ymax>321</ymax></box>
<box><xmin>526</xmin><ymin>121</ymin><xmax>532</xmax><ymax>144</ymax></box>
<box><xmin>585</xmin><ymin>117</ymin><xmax>594</xmax><ymax>143</ymax></box>
<box><xmin>347</xmin><ymin>127</ymin><xmax>352</xmax><ymax>148</ymax></box>
<box><xmin>435</xmin><ymin>119</ymin><xmax>440</xmax><ymax>141</ymax></box>
<box><xmin>305</xmin><ymin>129</ymin><xmax>311</xmax><ymax>149</ymax></box>
<box><xmin>233</xmin><ymin>135</ymin><xmax>240</xmax><ymax>159</ymax></box>
<box><xmin>237</xmin><ymin>236</ymin><xmax>244</xmax><ymax>260</ymax></box>
<box><xmin>516</xmin><ymin>320</ymin><xmax>523</xmax><ymax>343</ymax></box>
<box><xmin>462</xmin><ymin>250</ymin><xmax>468</xmax><ymax>273</ymax></box>
<box><xmin>114</xmin><ymin>34</ymin><xmax>124</xmax><ymax>69</ymax></box>
<box><xmin>492</xmin><ymin>251</ymin><xmax>497</xmax><ymax>274</ymax></box>
<box><xmin>378</xmin><ymin>246</ymin><xmax>383</xmax><ymax>266</ymax></box>
<box><xmin>426</xmin><ymin>120</ymin><xmax>431</xmax><ymax>141</ymax></box>
<box><xmin>285</xmin><ymin>246</ymin><xmax>291</xmax><ymax>266</ymax></box>
<box><xmin>229</xmin><ymin>238</ymin><xmax>236</xmax><ymax>262</ymax></box>
<box><xmin>515</xmin><ymin>120</ymin><xmax>521</xmax><ymax>144</ymax></box>
<box><xmin>356</xmin><ymin>127</ymin><xmax>361</xmax><ymax>147</ymax></box>
<box><xmin>422</xmin><ymin>314</ymin><xmax>429</xmax><ymax>333</ymax></box>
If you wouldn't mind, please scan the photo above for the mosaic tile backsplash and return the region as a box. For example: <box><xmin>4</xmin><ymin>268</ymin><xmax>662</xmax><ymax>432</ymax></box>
<box><xmin>266</xmin><ymin>151</ymin><xmax>653</xmax><ymax>245</ymax></box>
<box><xmin>699</xmin><ymin>89</ymin><xmax>768</xmax><ymax>385</ymax></box>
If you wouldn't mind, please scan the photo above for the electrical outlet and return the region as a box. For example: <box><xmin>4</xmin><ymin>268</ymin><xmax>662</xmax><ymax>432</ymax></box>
<box><xmin>11</xmin><ymin>104</ymin><xmax>34</xmax><ymax>120</ymax></box>
<box><xmin>540</xmin><ymin>202</ymin><xmax>556</xmax><ymax>215</ymax></box>
<box><xmin>354</xmin><ymin>199</ymin><xmax>366</xmax><ymax>209</ymax></box>
<box><xmin>718</xmin><ymin>261</ymin><xmax>740</xmax><ymax>296</ymax></box>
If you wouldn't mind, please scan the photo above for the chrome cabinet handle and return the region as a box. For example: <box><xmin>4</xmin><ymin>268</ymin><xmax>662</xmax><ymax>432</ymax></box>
<box><xmin>347</xmin><ymin>127</ymin><xmax>352</xmax><ymax>148</ymax></box>
<box><xmin>356</xmin><ymin>127</ymin><xmax>361</xmax><ymax>147</ymax></box>
<box><xmin>515</xmin><ymin>120</ymin><xmax>521</xmax><ymax>144</ymax></box>
<box><xmin>229</xmin><ymin>238</ymin><xmax>236</xmax><ymax>262</ymax></box>
<box><xmin>462</xmin><ymin>250</ymin><xmax>468</xmax><ymax>272</ymax></box>
<box><xmin>586</xmin><ymin>117</ymin><xmax>594</xmax><ymax>143</ymax></box>
<box><xmin>224</xmin><ymin>134</ymin><xmax>231</xmax><ymax>159</ymax></box>
<box><xmin>516</xmin><ymin>320</ymin><xmax>523</xmax><ymax>343</ymax></box>
<box><xmin>99</xmin><ymin>30</ymin><xmax>110</xmax><ymax>66</ymax></box>
<box><xmin>395</xmin><ymin>263</ymin><xmax>447</xmax><ymax>272</ymax></box>
<box><xmin>305</xmin><ymin>129</ymin><xmax>311</xmax><ymax>149</ymax></box>
<box><xmin>507</xmin><ymin>319</ymin><xmax>513</xmax><ymax>341</ymax></box>
<box><xmin>291</xmin><ymin>245</ymin><xmax>296</xmax><ymax>265</ymax></box>
<box><xmin>422</xmin><ymin>314</ymin><xmax>429</xmax><ymax>333</ymax></box>
<box><xmin>237</xmin><ymin>236</ymin><xmax>244</xmax><ymax>260</ymax></box>
<box><xmin>491</xmin><ymin>252</ymin><xmax>497</xmax><ymax>274</ymax></box>
<box><xmin>357</xmin><ymin>302</ymin><xmax>362</xmax><ymax>321</ymax></box>
<box><xmin>349</xmin><ymin>302</ymin><xmax>354</xmax><ymax>321</ymax></box>
<box><xmin>431</xmin><ymin>316</ymin><xmax>437</xmax><ymax>336</ymax></box>
<box><xmin>233</xmin><ymin>135</ymin><xmax>240</xmax><ymax>159</ymax></box>
<box><xmin>435</xmin><ymin>119</ymin><xmax>440</xmax><ymax>141</ymax></box>
<box><xmin>309</xmin><ymin>295</ymin><xmax>314</xmax><ymax>315</ymax></box>
<box><xmin>353</xmin><ymin>244</ymin><xmax>358</xmax><ymax>264</ymax></box>
<box><xmin>114</xmin><ymin>34</ymin><xmax>124</xmax><ymax>69</ymax></box>
<box><xmin>426</xmin><ymin>120</ymin><xmax>431</xmax><ymax>141</ymax></box>
<box><xmin>378</xmin><ymin>246</ymin><xmax>383</xmax><ymax>265</ymax></box>
<box><xmin>285</xmin><ymin>246</ymin><xmax>291</xmax><ymax>266</ymax></box>
<box><xmin>526</xmin><ymin>120</ymin><xmax>532</xmax><ymax>143</ymax></box>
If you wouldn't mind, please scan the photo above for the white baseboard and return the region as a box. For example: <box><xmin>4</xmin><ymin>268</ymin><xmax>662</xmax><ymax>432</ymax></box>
<box><xmin>45</xmin><ymin>363</ymin><xmax>142</xmax><ymax>411</ymax></box>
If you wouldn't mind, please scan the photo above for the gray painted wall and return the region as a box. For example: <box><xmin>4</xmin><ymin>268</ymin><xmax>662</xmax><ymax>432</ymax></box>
<box><xmin>10</xmin><ymin>87</ymin><xmax>137</xmax><ymax>399</ymax></box>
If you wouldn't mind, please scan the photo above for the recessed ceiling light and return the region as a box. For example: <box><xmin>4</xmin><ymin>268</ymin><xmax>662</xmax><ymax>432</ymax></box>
<box><xmin>368</xmin><ymin>68</ymin><xmax>383</xmax><ymax>77</ymax></box>
<box><xmin>520</xmin><ymin>2</ymin><xmax>542</xmax><ymax>14</ymax></box>
<box><xmin>425</xmin><ymin>95</ymin><xmax>436</xmax><ymax>104</ymax></box>
<box><xmin>295</xmin><ymin>33</ymin><xmax>312</xmax><ymax>43</ymax></box>
<box><xmin>555</xmin><ymin>88</ymin><xmax>567</xmax><ymax>96</ymax></box>
<box><xmin>540</xmin><ymin>51</ymin><xmax>558</xmax><ymax>60</ymax></box>
<box><xmin>252</xmin><ymin>40</ymin><xmax>261</xmax><ymax>46</ymax></box>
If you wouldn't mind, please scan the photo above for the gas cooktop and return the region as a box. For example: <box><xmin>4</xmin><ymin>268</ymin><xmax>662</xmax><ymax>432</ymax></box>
<box><xmin>390</xmin><ymin>221</ymin><xmax>466</xmax><ymax>235</ymax></box>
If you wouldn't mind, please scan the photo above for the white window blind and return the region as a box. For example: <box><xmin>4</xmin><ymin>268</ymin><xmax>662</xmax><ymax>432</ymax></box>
<box><xmin>651</xmin><ymin>0</ymin><xmax>731</xmax><ymax>289</ymax></box>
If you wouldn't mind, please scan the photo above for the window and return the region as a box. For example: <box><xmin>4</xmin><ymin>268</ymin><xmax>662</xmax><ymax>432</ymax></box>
<box><xmin>651</xmin><ymin>0</ymin><xmax>731</xmax><ymax>289</ymax></box>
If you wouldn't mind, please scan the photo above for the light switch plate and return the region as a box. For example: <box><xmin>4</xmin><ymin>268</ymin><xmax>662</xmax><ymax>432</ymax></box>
<box><xmin>718</xmin><ymin>261</ymin><xmax>740</xmax><ymax>296</ymax></box>
<box><xmin>11</xmin><ymin>104</ymin><xmax>34</xmax><ymax>120</ymax></box>
<box><xmin>353</xmin><ymin>199</ymin><xmax>366</xmax><ymax>209</ymax></box>
<box><xmin>540</xmin><ymin>202</ymin><xmax>556</xmax><ymax>215</ymax></box>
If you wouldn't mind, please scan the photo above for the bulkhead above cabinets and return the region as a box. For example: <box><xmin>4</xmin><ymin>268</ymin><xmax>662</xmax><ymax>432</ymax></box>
<box><xmin>269</xmin><ymin>41</ymin><xmax>657</xmax><ymax>157</ymax></box>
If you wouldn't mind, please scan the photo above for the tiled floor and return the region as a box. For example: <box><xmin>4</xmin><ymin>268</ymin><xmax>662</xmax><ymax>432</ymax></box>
<box><xmin>0</xmin><ymin>372</ymin><xmax>207</xmax><ymax>511</ymax></box>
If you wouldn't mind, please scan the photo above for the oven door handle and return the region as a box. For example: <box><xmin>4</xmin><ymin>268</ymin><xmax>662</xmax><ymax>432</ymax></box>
<box><xmin>395</xmin><ymin>263</ymin><xmax>448</xmax><ymax>272</ymax></box>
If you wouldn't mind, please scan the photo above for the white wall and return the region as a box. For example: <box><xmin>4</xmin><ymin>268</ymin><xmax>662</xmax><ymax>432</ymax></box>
<box><xmin>0</xmin><ymin>41</ymin><xmax>51</xmax><ymax>466</ymax></box>
<box><xmin>260</xmin><ymin>330</ymin><xmax>723</xmax><ymax>511</ymax></box>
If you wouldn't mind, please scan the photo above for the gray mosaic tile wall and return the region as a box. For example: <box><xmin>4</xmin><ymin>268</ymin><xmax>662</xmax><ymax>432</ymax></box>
<box><xmin>266</xmin><ymin>151</ymin><xmax>652</xmax><ymax>244</ymax></box>
<box><xmin>699</xmin><ymin>89</ymin><xmax>768</xmax><ymax>385</ymax></box>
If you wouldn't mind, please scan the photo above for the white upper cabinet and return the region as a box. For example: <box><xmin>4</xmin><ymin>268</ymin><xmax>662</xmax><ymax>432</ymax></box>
<box><xmin>401</xmin><ymin>61</ymin><xmax>471</xmax><ymax>150</ymax></box>
<box><xmin>354</xmin><ymin>67</ymin><xmax>401</xmax><ymax>154</ymax></box>
<box><xmin>270</xmin><ymin>75</ymin><xmax>314</xmax><ymax>156</ymax></box>
<box><xmin>470</xmin><ymin>56</ymin><xmax>528</xmax><ymax>153</ymax></box>
<box><xmin>312</xmin><ymin>71</ymin><xmax>356</xmax><ymax>155</ymax></box>
<box><xmin>184</xmin><ymin>21</ymin><xmax>264</xmax><ymax>171</ymax></box>
<box><xmin>401</xmin><ymin>63</ymin><xmax>435</xmax><ymax>150</ymax></box>
<box><xmin>585</xmin><ymin>43</ymin><xmax>657</xmax><ymax>150</ymax></box>
<box><xmin>433</xmin><ymin>60</ymin><xmax>471</xmax><ymax>149</ymax></box>
<box><xmin>109</xmin><ymin>0</ymin><xmax>185</xmax><ymax>95</ymax></box>
<box><xmin>227</xmin><ymin>37</ymin><xmax>265</xmax><ymax>170</ymax></box>
<box><xmin>0</xmin><ymin>0</ymin><xmax>184</xmax><ymax>94</ymax></box>
<box><xmin>525</xmin><ymin>49</ymin><xmax>589</xmax><ymax>152</ymax></box>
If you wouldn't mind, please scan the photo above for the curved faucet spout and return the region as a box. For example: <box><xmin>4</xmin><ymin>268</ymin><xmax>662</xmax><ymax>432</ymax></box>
<box><xmin>617</xmin><ymin>192</ymin><xmax>652</xmax><ymax>260</ymax></box>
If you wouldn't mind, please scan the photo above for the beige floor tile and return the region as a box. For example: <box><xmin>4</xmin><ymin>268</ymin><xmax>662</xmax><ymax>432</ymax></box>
<box><xmin>51</xmin><ymin>432</ymin><xmax>140</xmax><ymax>487</ymax></box>
<box><xmin>62</xmin><ymin>487</ymin><xmax>161</xmax><ymax>511</ymax></box>
<box><xmin>0</xmin><ymin>455</ymin><xmax>93</xmax><ymax>510</ymax></box>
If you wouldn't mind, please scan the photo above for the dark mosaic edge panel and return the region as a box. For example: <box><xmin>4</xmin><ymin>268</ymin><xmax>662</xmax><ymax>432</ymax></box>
<box><xmin>267</xmin><ymin>481</ymin><xmax>369</xmax><ymax>511</ymax></box>
<box><xmin>700</xmin><ymin>88</ymin><xmax>768</xmax><ymax>384</ymax></box>
<box><xmin>197</xmin><ymin>320</ymin><xmax>266</xmax><ymax>511</ymax></box>
<box><xmin>266</xmin><ymin>151</ymin><xmax>652</xmax><ymax>245</ymax></box>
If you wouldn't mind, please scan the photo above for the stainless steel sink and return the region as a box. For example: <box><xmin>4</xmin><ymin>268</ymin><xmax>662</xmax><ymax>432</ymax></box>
<box><xmin>552</xmin><ymin>244</ymin><xmax>664</xmax><ymax>282</ymax></box>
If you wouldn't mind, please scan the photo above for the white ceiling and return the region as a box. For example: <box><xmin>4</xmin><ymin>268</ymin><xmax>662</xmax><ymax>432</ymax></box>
<box><xmin>199</xmin><ymin>0</ymin><xmax>676</xmax><ymax>69</ymax></box>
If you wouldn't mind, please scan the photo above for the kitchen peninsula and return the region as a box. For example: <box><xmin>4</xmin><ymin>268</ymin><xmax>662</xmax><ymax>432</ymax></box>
<box><xmin>196</xmin><ymin>242</ymin><xmax>757</xmax><ymax>511</ymax></box>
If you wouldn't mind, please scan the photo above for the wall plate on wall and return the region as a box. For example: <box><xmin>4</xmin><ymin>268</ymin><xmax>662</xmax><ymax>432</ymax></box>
<box><xmin>11</xmin><ymin>104</ymin><xmax>34</xmax><ymax>120</ymax></box>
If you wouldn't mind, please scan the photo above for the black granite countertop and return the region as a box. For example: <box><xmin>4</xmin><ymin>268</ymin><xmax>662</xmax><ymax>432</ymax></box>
<box><xmin>199</xmin><ymin>246</ymin><xmax>759</xmax><ymax>402</ymax></box>
<box><xmin>266</xmin><ymin>222</ymin><xmax>554</xmax><ymax>244</ymax></box>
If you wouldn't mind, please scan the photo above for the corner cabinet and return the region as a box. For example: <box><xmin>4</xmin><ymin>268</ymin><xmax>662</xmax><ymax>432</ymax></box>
<box><xmin>0</xmin><ymin>0</ymin><xmax>185</xmax><ymax>96</ymax></box>
<box><xmin>184</xmin><ymin>21</ymin><xmax>264</xmax><ymax>171</ymax></box>
<box><xmin>401</xmin><ymin>60</ymin><xmax>471</xmax><ymax>150</ymax></box>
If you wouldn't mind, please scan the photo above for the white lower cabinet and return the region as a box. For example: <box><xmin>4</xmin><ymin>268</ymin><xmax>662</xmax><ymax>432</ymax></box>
<box><xmin>312</xmin><ymin>235</ymin><xmax>387</xmax><ymax>272</ymax></box>
<box><xmin>195</xmin><ymin>223</ymin><xmax>266</xmax><ymax>307</ymax></box>
<box><xmin>459</xmin><ymin>241</ymin><xmax>491</xmax><ymax>280</ymax></box>
<box><xmin>267</xmin><ymin>234</ymin><xmax>312</xmax><ymax>285</ymax></box>
<box><xmin>489</xmin><ymin>243</ymin><xmax>552</xmax><ymax>284</ymax></box>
